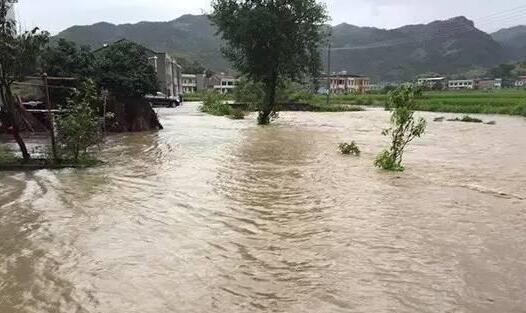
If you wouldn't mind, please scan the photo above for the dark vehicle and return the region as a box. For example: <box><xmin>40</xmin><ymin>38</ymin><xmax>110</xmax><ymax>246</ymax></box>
<box><xmin>145</xmin><ymin>92</ymin><xmax>181</xmax><ymax>108</ymax></box>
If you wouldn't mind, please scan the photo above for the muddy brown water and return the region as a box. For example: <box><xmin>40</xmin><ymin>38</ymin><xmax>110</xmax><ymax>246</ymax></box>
<box><xmin>1</xmin><ymin>103</ymin><xmax>525</xmax><ymax>313</ymax></box>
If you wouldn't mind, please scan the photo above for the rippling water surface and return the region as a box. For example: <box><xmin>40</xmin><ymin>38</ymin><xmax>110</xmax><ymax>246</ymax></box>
<box><xmin>1</xmin><ymin>103</ymin><xmax>525</xmax><ymax>313</ymax></box>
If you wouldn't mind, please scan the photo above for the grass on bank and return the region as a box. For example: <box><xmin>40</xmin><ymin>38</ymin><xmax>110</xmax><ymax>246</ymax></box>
<box><xmin>196</xmin><ymin>88</ymin><xmax>526</xmax><ymax>116</ymax></box>
<box><xmin>0</xmin><ymin>146</ymin><xmax>102</xmax><ymax>171</ymax></box>
<box><xmin>309</xmin><ymin>89</ymin><xmax>526</xmax><ymax>116</ymax></box>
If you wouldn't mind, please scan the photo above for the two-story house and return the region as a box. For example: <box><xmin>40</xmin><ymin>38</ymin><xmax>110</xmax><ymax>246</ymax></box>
<box><xmin>329</xmin><ymin>72</ymin><xmax>370</xmax><ymax>93</ymax></box>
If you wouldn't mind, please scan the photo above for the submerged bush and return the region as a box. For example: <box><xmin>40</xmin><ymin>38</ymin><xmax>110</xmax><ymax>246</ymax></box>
<box><xmin>229</xmin><ymin>108</ymin><xmax>246</xmax><ymax>120</ymax></box>
<box><xmin>447</xmin><ymin>115</ymin><xmax>484</xmax><ymax>123</ymax></box>
<box><xmin>339</xmin><ymin>141</ymin><xmax>361</xmax><ymax>156</ymax></box>
<box><xmin>375</xmin><ymin>85</ymin><xmax>426</xmax><ymax>171</ymax></box>
<box><xmin>201</xmin><ymin>91</ymin><xmax>231</xmax><ymax>116</ymax></box>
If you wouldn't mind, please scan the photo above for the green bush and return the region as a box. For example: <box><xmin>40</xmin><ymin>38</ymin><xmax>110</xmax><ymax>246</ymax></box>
<box><xmin>339</xmin><ymin>141</ymin><xmax>360</xmax><ymax>156</ymax></box>
<box><xmin>56</xmin><ymin>80</ymin><xmax>103</xmax><ymax>162</ymax></box>
<box><xmin>201</xmin><ymin>91</ymin><xmax>232</xmax><ymax>116</ymax></box>
<box><xmin>375</xmin><ymin>150</ymin><xmax>404</xmax><ymax>171</ymax></box>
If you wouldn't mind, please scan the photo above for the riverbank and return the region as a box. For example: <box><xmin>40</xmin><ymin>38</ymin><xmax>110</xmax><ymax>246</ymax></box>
<box><xmin>0</xmin><ymin>143</ymin><xmax>103</xmax><ymax>171</ymax></box>
<box><xmin>187</xmin><ymin>89</ymin><xmax>526</xmax><ymax>116</ymax></box>
<box><xmin>310</xmin><ymin>89</ymin><xmax>526</xmax><ymax>116</ymax></box>
<box><xmin>0</xmin><ymin>158</ymin><xmax>103</xmax><ymax>171</ymax></box>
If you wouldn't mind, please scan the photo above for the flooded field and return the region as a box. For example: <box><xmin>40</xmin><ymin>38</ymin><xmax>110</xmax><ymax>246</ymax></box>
<box><xmin>1</xmin><ymin>103</ymin><xmax>525</xmax><ymax>313</ymax></box>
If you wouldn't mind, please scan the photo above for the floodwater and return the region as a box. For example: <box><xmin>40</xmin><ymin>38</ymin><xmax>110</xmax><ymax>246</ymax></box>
<box><xmin>1</xmin><ymin>103</ymin><xmax>525</xmax><ymax>313</ymax></box>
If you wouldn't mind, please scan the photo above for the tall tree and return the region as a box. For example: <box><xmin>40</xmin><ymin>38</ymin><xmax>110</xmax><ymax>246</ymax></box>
<box><xmin>41</xmin><ymin>39</ymin><xmax>95</xmax><ymax>105</ymax></box>
<box><xmin>93</xmin><ymin>41</ymin><xmax>158</xmax><ymax>99</ymax></box>
<box><xmin>0</xmin><ymin>0</ymin><xmax>48</xmax><ymax>160</ymax></box>
<box><xmin>210</xmin><ymin>0</ymin><xmax>328</xmax><ymax>124</ymax></box>
<box><xmin>42</xmin><ymin>39</ymin><xmax>94</xmax><ymax>78</ymax></box>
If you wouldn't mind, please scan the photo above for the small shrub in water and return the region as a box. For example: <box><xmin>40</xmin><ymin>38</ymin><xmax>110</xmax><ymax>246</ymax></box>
<box><xmin>229</xmin><ymin>108</ymin><xmax>246</xmax><ymax>120</ymax></box>
<box><xmin>339</xmin><ymin>141</ymin><xmax>360</xmax><ymax>156</ymax></box>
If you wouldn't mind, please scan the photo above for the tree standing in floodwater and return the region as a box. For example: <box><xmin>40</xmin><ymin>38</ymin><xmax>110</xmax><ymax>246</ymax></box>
<box><xmin>375</xmin><ymin>85</ymin><xmax>427</xmax><ymax>171</ymax></box>
<box><xmin>210</xmin><ymin>0</ymin><xmax>329</xmax><ymax>125</ymax></box>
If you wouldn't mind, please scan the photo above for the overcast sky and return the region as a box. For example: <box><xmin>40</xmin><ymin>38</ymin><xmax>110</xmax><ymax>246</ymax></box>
<box><xmin>14</xmin><ymin>0</ymin><xmax>526</xmax><ymax>34</ymax></box>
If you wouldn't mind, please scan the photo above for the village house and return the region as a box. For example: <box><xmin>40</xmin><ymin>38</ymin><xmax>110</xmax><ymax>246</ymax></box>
<box><xmin>477</xmin><ymin>78</ymin><xmax>502</xmax><ymax>90</ymax></box>
<box><xmin>207</xmin><ymin>73</ymin><xmax>238</xmax><ymax>94</ymax></box>
<box><xmin>514</xmin><ymin>76</ymin><xmax>526</xmax><ymax>88</ymax></box>
<box><xmin>329</xmin><ymin>72</ymin><xmax>370</xmax><ymax>93</ymax></box>
<box><xmin>147</xmin><ymin>52</ymin><xmax>183</xmax><ymax>99</ymax></box>
<box><xmin>181</xmin><ymin>74</ymin><xmax>197</xmax><ymax>94</ymax></box>
<box><xmin>448</xmin><ymin>79</ymin><xmax>475</xmax><ymax>90</ymax></box>
<box><xmin>94</xmin><ymin>39</ymin><xmax>183</xmax><ymax>99</ymax></box>
<box><xmin>417</xmin><ymin>77</ymin><xmax>447</xmax><ymax>89</ymax></box>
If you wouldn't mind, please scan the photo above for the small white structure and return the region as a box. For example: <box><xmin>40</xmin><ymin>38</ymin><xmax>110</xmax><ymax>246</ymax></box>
<box><xmin>494</xmin><ymin>78</ymin><xmax>502</xmax><ymax>89</ymax></box>
<box><xmin>448</xmin><ymin>80</ymin><xmax>474</xmax><ymax>90</ymax></box>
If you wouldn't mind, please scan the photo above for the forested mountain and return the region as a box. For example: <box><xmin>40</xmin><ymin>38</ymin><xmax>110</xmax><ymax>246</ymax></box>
<box><xmin>56</xmin><ymin>15</ymin><xmax>522</xmax><ymax>81</ymax></box>
<box><xmin>492</xmin><ymin>25</ymin><xmax>526</xmax><ymax>60</ymax></box>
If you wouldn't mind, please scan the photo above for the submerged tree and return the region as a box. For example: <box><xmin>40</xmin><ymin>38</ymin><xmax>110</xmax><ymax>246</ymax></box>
<box><xmin>210</xmin><ymin>0</ymin><xmax>329</xmax><ymax>124</ymax></box>
<box><xmin>0</xmin><ymin>0</ymin><xmax>48</xmax><ymax>160</ymax></box>
<box><xmin>375</xmin><ymin>85</ymin><xmax>426</xmax><ymax>171</ymax></box>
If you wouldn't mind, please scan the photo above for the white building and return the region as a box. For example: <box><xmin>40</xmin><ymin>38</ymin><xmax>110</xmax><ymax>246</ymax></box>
<box><xmin>448</xmin><ymin>80</ymin><xmax>474</xmax><ymax>90</ymax></box>
<box><xmin>181</xmin><ymin>74</ymin><xmax>197</xmax><ymax>94</ymax></box>
<box><xmin>417</xmin><ymin>77</ymin><xmax>447</xmax><ymax>89</ymax></box>
<box><xmin>328</xmin><ymin>72</ymin><xmax>370</xmax><ymax>93</ymax></box>
<box><xmin>211</xmin><ymin>74</ymin><xmax>237</xmax><ymax>94</ymax></box>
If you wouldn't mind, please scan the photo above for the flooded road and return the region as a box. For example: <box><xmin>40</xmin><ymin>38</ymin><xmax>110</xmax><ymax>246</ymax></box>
<box><xmin>1</xmin><ymin>103</ymin><xmax>526</xmax><ymax>313</ymax></box>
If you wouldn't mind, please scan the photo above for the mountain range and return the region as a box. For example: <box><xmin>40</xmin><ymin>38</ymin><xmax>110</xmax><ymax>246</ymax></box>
<box><xmin>56</xmin><ymin>15</ymin><xmax>526</xmax><ymax>81</ymax></box>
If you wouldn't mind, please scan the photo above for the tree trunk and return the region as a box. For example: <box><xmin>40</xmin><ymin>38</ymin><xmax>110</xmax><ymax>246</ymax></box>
<box><xmin>259</xmin><ymin>73</ymin><xmax>278</xmax><ymax>125</ymax></box>
<box><xmin>0</xmin><ymin>84</ymin><xmax>30</xmax><ymax>161</ymax></box>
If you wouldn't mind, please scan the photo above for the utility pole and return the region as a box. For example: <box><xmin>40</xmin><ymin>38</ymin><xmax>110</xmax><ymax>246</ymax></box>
<box><xmin>42</xmin><ymin>73</ymin><xmax>58</xmax><ymax>161</ymax></box>
<box><xmin>326</xmin><ymin>42</ymin><xmax>331</xmax><ymax>106</ymax></box>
